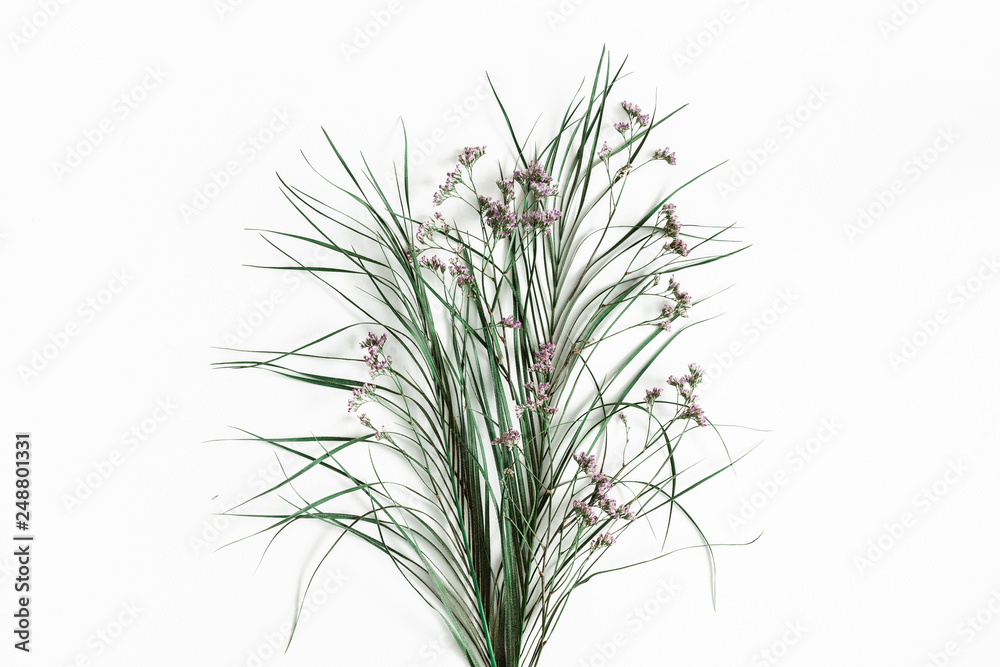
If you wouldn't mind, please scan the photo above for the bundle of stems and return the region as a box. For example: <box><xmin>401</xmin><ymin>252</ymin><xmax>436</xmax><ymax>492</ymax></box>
<box><xmin>219</xmin><ymin>50</ymin><xmax>749</xmax><ymax>667</ymax></box>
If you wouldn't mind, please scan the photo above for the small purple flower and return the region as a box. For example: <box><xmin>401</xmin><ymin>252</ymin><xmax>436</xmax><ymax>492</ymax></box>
<box><xmin>347</xmin><ymin>382</ymin><xmax>375</xmax><ymax>413</ymax></box>
<box><xmin>614</xmin><ymin>121</ymin><xmax>630</xmax><ymax>135</ymax></box>
<box><xmin>528</xmin><ymin>341</ymin><xmax>556</xmax><ymax>374</ymax></box>
<box><xmin>520</xmin><ymin>208</ymin><xmax>561</xmax><ymax>235</ymax></box>
<box><xmin>433</xmin><ymin>167</ymin><xmax>461</xmax><ymax>206</ymax></box>
<box><xmin>418</xmin><ymin>254</ymin><xmax>447</xmax><ymax>272</ymax></box>
<box><xmin>644</xmin><ymin>387</ymin><xmax>663</xmax><ymax>407</ymax></box>
<box><xmin>417</xmin><ymin>212</ymin><xmax>449</xmax><ymax>245</ymax></box>
<box><xmin>620</xmin><ymin>101</ymin><xmax>650</xmax><ymax>127</ymax></box>
<box><xmin>457</xmin><ymin>145</ymin><xmax>485</xmax><ymax>168</ymax></box>
<box><xmin>513</xmin><ymin>161</ymin><xmax>559</xmax><ymax>199</ymax></box>
<box><xmin>572</xmin><ymin>451</ymin><xmax>597</xmax><ymax>473</ymax></box>
<box><xmin>652</xmin><ymin>147</ymin><xmax>677</xmax><ymax>164</ymax></box>
<box><xmin>500</xmin><ymin>315</ymin><xmax>522</xmax><ymax>329</ymax></box>
<box><xmin>590</xmin><ymin>472</ymin><xmax>613</xmax><ymax>494</ymax></box>
<box><xmin>598</xmin><ymin>141</ymin><xmax>611</xmax><ymax>162</ymax></box>
<box><xmin>681</xmin><ymin>401</ymin><xmax>708</xmax><ymax>427</ymax></box>
<box><xmin>448</xmin><ymin>257</ymin><xmax>475</xmax><ymax>288</ymax></box>
<box><xmin>664</xmin><ymin>237</ymin><xmax>689</xmax><ymax>257</ymax></box>
<box><xmin>491</xmin><ymin>428</ymin><xmax>521</xmax><ymax>449</ymax></box>
<box><xmin>573</xmin><ymin>500</ymin><xmax>599</xmax><ymax>526</ymax></box>
<box><xmin>479</xmin><ymin>195</ymin><xmax>518</xmax><ymax>238</ymax></box>
<box><xmin>590</xmin><ymin>532</ymin><xmax>616</xmax><ymax>549</ymax></box>
<box><xmin>497</xmin><ymin>178</ymin><xmax>515</xmax><ymax>204</ymax></box>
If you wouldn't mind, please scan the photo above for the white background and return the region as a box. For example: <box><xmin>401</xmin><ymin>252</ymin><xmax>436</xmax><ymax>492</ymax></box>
<box><xmin>3</xmin><ymin>1</ymin><xmax>999</xmax><ymax>665</ymax></box>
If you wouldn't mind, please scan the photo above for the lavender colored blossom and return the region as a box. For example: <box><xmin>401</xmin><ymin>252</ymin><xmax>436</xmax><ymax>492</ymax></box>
<box><xmin>448</xmin><ymin>257</ymin><xmax>475</xmax><ymax>287</ymax></box>
<box><xmin>433</xmin><ymin>167</ymin><xmax>461</xmax><ymax>206</ymax></box>
<box><xmin>416</xmin><ymin>212</ymin><xmax>449</xmax><ymax>245</ymax></box>
<box><xmin>418</xmin><ymin>254</ymin><xmax>447</xmax><ymax>272</ymax></box>
<box><xmin>660</xmin><ymin>203</ymin><xmax>680</xmax><ymax>237</ymax></box>
<box><xmin>614</xmin><ymin>121</ymin><xmax>630</xmax><ymax>134</ymax></box>
<box><xmin>681</xmin><ymin>402</ymin><xmax>708</xmax><ymax>427</ymax></box>
<box><xmin>458</xmin><ymin>145</ymin><xmax>486</xmax><ymax>168</ymax></box>
<box><xmin>479</xmin><ymin>195</ymin><xmax>518</xmax><ymax>238</ymax></box>
<box><xmin>573</xmin><ymin>500</ymin><xmax>599</xmax><ymax>526</ymax></box>
<box><xmin>589</xmin><ymin>472</ymin><xmax>613</xmax><ymax>494</ymax></box>
<box><xmin>572</xmin><ymin>451</ymin><xmax>597</xmax><ymax>473</ymax></box>
<box><xmin>513</xmin><ymin>161</ymin><xmax>559</xmax><ymax>199</ymax></box>
<box><xmin>491</xmin><ymin>428</ymin><xmax>521</xmax><ymax>449</ymax></box>
<box><xmin>644</xmin><ymin>387</ymin><xmax>663</xmax><ymax>407</ymax></box>
<box><xmin>500</xmin><ymin>315</ymin><xmax>522</xmax><ymax>329</ymax></box>
<box><xmin>496</xmin><ymin>178</ymin><xmax>515</xmax><ymax>204</ymax></box>
<box><xmin>652</xmin><ymin>147</ymin><xmax>677</xmax><ymax>165</ymax></box>
<box><xmin>347</xmin><ymin>382</ymin><xmax>375</xmax><ymax>413</ymax></box>
<box><xmin>620</xmin><ymin>101</ymin><xmax>650</xmax><ymax>127</ymax></box>
<box><xmin>590</xmin><ymin>532</ymin><xmax>616</xmax><ymax>549</ymax></box>
<box><xmin>528</xmin><ymin>341</ymin><xmax>556</xmax><ymax>374</ymax></box>
<box><xmin>520</xmin><ymin>208</ymin><xmax>561</xmax><ymax>235</ymax></box>
<box><xmin>664</xmin><ymin>237</ymin><xmax>689</xmax><ymax>257</ymax></box>
<box><xmin>598</xmin><ymin>141</ymin><xmax>611</xmax><ymax>162</ymax></box>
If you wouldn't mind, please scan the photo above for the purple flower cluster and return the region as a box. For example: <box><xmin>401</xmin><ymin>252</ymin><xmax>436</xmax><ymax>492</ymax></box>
<box><xmin>500</xmin><ymin>315</ymin><xmax>522</xmax><ymax>329</ymax></box>
<box><xmin>418</xmin><ymin>254</ymin><xmax>446</xmax><ymax>272</ymax></box>
<box><xmin>667</xmin><ymin>363</ymin><xmax>708</xmax><ymax>427</ymax></box>
<box><xmin>652</xmin><ymin>147</ymin><xmax>677</xmax><ymax>165</ymax></box>
<box><xmin>572</xmin><ymin>499</ymin><xmax>599</xmax><ymax>526</ymax></box>
<box><xmin>620</xmin><ymin>101</ymin><xmax>650</xmax><ymax>127</ymax></box>
<box><xmin>448</xmin><ymin>257</ymin><xmax>475</xmax><ymax>288</ymax></box>
<box><xmin>520</xmin><ymin>209</ymin><xmax>561</xmax><ymax>235</ymax></box>
<box><xmin>573</xmin><ymin>450</ymin><xmax>596</xmax><ymax>473</ymax></box>
<box><xmin>432</xmin><ymin>166</ymin><xmax>461</xmax><ymax>206</ymax></box>
<box><xmin>658</xmin><ymin>203</ymin><xmax>688</xmax><ymax>257</ymax></box>
<box><xmin>347</xmin><ymin>382</ymin><xmax>375</xmax><ymax>413</ymax></box>
<box><xmin>513</xmin><ymin>161</ymin><xmax>559</xmax><ymax>199</ymax></box>
<box><xmin>644</xmin><ymin>387</ymin><xmax>663</xmax><ymax>407</ymax></box>
<box><xmin>590</xmin><ymin>532</ymin><xmax>616</xmax><ymax>549</ymax></box>
<box><xmin>614</xmin><ymin>121</ymin><xmax>630</xmax><ymax>135</ymax></box>
<box><xmin>570</xmin><ymin>449</ymin><xmax>636</xmax><ymax>525</ymax></box>
<box><xmin>361</xmin><ymin>332</ymin><xmax>391</xmax><ymax>377</ymax></box>
<box><xmin>598</xmin><ymin>141</ymin><xmax>611</xmax><ymax>162</ymax></box>
<box><xmin>491</xmin><ymin>428</ymin><xmax>521</xmax><ymax>449</ymax></box>
<box><xmin>660</xmin><ymin>276</ymin><xmax>693</xmax><ymax>327</ymax></box>
<box><xmin>416</xmin><ymin>212</ymin><xmax>449</xmax><ymax>245</ymax></box>
<box><xmin>457</xmin><ymin>145</ymin><xmax>486</xmax><ymax>169</ymax></box>
<box><xmin>660</xmin><ymin>203</ymin><xmax>680</xmax><ymax>237</ymax></box>
<box><xmin>528</xmin><ymin>341</ymin><xmax>556</xmax><ymax>374</ymax></box>
<box><xmin>479</xmin><ymin>195</ymin><xmax>518</xmax><ymax>238</ymax></box>
<box><xmin>516</xmin><ymin>381</ymin><xmax>557</xmax><ymax>417</ymax></box>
